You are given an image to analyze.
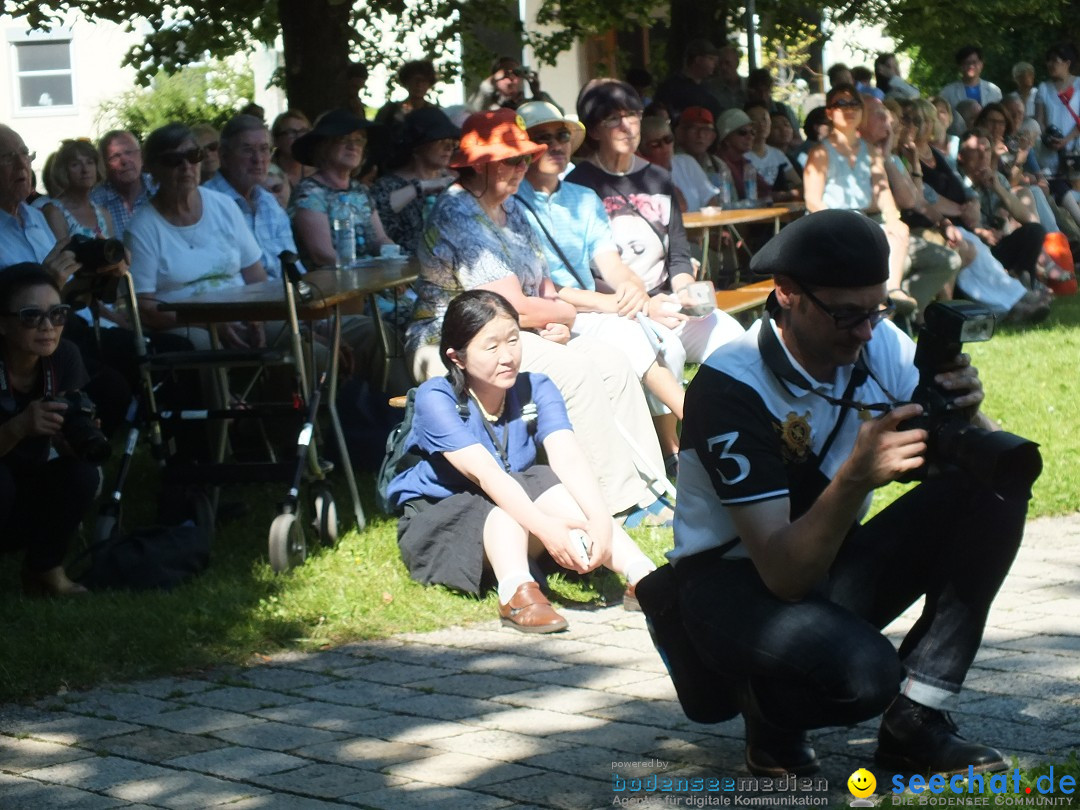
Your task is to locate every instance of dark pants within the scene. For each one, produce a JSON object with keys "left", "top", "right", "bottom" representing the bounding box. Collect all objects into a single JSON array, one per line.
[
  {"left": 0, "top": 457, "right": 99, "bottom": 573},
  {"left": 676, "top": 473, "right": 1028, "bottom": 730},
  {"left": 991, "top": 222, "right": 1046, "bottom": 278}
]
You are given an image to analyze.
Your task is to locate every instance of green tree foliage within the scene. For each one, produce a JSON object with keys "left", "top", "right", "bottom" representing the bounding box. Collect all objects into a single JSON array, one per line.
[
  {"left": 844, "top": 0, "right": 1079, "bottom": 95},
  {"left": 95, "top": 62, "right": 255, "bottom": 141}
]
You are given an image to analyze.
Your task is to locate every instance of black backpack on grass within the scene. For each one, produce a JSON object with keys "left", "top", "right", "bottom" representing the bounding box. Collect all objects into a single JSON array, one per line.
[{"left": 376, "top": 375, "right": 538, "bottom": 515}]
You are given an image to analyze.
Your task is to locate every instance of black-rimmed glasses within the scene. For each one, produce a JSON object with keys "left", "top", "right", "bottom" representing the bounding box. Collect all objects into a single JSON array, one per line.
[
  {"left": 3, "top": 305, "right": 71, "bottom": 329},
  {"left": 800, "top": 285, "right": 894, "bottom": 330}
]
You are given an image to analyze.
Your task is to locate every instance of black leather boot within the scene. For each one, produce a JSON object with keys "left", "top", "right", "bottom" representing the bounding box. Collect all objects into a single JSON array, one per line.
[
  {"left": 876, "top": 695, "right": 1006, "bottom": 774},
  {"left": 740, "top": 684, "right": 819, "bottom": 777}
]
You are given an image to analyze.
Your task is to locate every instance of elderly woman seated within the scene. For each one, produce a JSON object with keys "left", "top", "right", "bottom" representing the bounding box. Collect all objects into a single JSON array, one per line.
[
  {"left": 125, "top": 123, "right": 268, "bottom": 351},
  {"left": 372, "top": 108, "right": 459, "bottom": 255}
]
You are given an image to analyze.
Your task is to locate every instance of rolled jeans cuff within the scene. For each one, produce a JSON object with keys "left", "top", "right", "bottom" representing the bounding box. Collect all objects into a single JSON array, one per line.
[{"left": 901, "top": 675, "right": 958, "bottom": 710}]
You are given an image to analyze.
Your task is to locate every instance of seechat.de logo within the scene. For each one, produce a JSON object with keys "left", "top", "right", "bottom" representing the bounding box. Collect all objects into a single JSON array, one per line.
[{"left": 849, "top": 768, "right": 877, "bottom": 807}]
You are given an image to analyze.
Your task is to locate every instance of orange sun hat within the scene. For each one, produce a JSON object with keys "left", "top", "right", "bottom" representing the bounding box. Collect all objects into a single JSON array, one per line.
[{"left": 450, "top": 108, "right": 548, "bottom": 168}]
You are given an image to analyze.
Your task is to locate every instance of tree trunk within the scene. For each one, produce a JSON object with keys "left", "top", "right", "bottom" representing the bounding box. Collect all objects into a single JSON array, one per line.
[{"left": 278, "top": 0, "right": 355, "bottom": 120}]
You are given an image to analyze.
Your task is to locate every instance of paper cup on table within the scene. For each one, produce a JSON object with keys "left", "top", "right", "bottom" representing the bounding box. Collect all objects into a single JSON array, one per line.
[{"left": 380, "top": 244, "right": 404, "bottom": 258}]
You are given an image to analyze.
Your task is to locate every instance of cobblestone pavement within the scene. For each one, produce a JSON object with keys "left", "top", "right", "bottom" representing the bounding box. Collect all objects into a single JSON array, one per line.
[{"left": 2, "top": 515, "right": 1079, "bottom": 810}]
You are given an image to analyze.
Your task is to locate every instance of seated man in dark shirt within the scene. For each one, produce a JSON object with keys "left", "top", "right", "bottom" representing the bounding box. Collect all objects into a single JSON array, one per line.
[{"left": 639, "top": 210, "right": 1035, "bottom": 777}]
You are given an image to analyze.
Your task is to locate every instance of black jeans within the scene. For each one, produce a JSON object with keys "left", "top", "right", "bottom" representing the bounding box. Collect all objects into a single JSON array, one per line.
[
  {"left": 0, "top": 456, "right": 99, "bottom": 573},
  {"left": 991, "top": 222, "right": 1046, "bottom": 278},
  {"left": 676, "top": 473, "right": 1028, "bottom": 730}
]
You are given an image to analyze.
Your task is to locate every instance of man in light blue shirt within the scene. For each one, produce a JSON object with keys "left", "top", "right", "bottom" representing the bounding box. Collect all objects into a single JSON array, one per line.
[{"left": 204, "top": 115, "right": 301, "bottom": 281}]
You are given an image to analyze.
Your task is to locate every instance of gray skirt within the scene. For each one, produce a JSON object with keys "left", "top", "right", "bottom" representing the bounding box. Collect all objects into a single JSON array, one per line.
[{"left": 397, "top": 465, "right": 561, "bottom": 595}]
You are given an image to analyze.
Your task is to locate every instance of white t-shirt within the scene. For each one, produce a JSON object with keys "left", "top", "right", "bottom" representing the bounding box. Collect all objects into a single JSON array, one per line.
[
  {"left": 1035, "top": 78, "right": 1080, "bottom": 172},
  {"left": 746, "top": 145, "right": 794, "bottom": 187},
  {"left": 126, "top": 187, "right": 262, "bottom": 299},
  {"left": 670, "top": 154, "right": 719, "bottom": 213}
]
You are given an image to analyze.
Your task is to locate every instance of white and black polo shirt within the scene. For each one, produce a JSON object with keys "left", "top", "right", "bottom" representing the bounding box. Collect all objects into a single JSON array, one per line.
[{"left": 669, "top": 313, "right": 918, "bottom": 564}]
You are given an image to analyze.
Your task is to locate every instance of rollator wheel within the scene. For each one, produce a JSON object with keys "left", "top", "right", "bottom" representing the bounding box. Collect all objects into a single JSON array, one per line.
[
  {"left": 268, "top": 512, "right": 306, "bottom": 572},
  {"left": 94, "top": 505, "right": 121, "bottom": 544},
  {"left": 187, "top": 488, "right": 216, "bottom": 547},
  {"left": 312, "top": 486, "right": 339, "bottom": 547}
]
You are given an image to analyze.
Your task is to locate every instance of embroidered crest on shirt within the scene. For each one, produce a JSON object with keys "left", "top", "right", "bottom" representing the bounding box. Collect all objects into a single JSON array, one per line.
[{"left": 775, "top": 411, "right": 812, "bottom": 463}]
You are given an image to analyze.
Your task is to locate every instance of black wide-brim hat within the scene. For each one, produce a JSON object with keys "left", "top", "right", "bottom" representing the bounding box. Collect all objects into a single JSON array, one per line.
[
  {"left": 293, "top": 108, "right": 378, "bottom": 167},
  {"left": 402, "top": 107, "right": 461, "bottom": 151}
]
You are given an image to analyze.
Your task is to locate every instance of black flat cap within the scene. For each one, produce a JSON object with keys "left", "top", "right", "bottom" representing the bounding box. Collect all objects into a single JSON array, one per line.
[{"left": 750, "top": 209, "right": 889, "bottom": 287}]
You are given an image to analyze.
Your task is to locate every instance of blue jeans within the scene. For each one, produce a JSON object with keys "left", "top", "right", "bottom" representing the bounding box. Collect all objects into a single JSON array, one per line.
[{"left": 675, "top": 473, "right": 1028, "bottom": 730}]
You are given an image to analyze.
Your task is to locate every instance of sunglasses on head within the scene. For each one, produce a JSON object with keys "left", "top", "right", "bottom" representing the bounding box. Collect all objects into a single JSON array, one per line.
[
  {"left": 829, "top": 99, "right": 862, "bottom": 110},
  {"left": 646, "top": 134, "right": 675, "bottom": 149},
  {"left": 501, "top": 154, "right": 533, "bottom": 168},
  {"left": 530, "top": 129, "right": 572, "bottom": 146},
  {"left": 157, "top": 147, "right": 206, "bottom": 168},
  {"left": 4, "top": 305, "right": 71, "bottom": 329}
]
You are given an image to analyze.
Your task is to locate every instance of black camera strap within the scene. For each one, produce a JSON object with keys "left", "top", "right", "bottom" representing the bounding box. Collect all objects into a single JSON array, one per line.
[
  {"left": 513, "top": 193, "right": 593, "bottom": 291},
  {"left": 0, "top": 357, "right": 55, "bottom": 414},
  {"left": 757, "top": 312, "right": 896, "bottom": 459}
]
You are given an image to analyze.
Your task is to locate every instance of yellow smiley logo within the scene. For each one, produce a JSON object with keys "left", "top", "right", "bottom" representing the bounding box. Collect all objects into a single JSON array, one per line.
[{"left": 848, "top": 768, "right": 877, "bottom": 798}]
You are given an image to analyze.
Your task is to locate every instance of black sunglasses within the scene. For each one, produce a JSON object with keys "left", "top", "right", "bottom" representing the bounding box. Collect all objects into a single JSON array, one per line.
[
  {"left": 646, "top": 134, "right": 675, "bottom": 149},
  {"left": 4, "top": 304, "right": 71, "bottom": 329},
  {"left": 800, "top": 285, "right": 894, "bottom": 330},
  {"left": 501, "top": 154, "right": 533, "bottom": 168},
  {"left": 530, "top": 129, "right": 573, "bottom": 146},
  {"left": 829, "top": 99, "right": 863, "bottom": 110},
  {"left": 157, "top": 147, "right": 206, "bottom": 168}
]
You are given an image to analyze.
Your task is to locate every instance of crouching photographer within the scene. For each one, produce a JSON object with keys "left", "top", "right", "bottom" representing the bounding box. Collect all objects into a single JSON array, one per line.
[
  {"left": 0, "top": 264, "right": 106, "bottom": 596},
  {"left": 637, "top": 210, "right": 1039, "bottom": 778}
]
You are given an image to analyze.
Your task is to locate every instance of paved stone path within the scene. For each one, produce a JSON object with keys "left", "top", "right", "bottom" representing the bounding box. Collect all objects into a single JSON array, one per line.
[{"left": 2, "top": 515, "right": 1079, "bottom": 809}]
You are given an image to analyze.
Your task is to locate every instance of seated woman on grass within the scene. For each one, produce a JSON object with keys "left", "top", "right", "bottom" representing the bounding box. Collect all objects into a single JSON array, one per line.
[{"left": 386, "top": 290, "right": 656, "bottom": 633}]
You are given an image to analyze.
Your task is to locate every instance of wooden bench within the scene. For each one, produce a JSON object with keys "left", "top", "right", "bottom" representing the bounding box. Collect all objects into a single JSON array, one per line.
[{"left": 715, "top": 279, "right": 774, "bottom": 324}]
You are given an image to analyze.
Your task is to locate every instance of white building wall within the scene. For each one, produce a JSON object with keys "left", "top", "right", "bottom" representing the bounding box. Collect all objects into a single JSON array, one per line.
[
  {"left": 520, "top": 0, "right": 586, "bottom": 116},
  {"left": 1, "top": 14, "right": 142, "bottom": 181}
]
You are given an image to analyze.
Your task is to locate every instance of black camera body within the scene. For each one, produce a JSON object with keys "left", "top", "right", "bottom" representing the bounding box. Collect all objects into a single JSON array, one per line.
[
  {"left": 48, "top": 390, "right": 111, "bottom": 464},
  {"left": 64, "top": 235, "right": 124, "bottom": 307},
  {"left": 1043, "top": 124, "right": 1065, "bottom": 148},
  {"left": 897, "top": 301, "right": 1041, "bottom": 498}
]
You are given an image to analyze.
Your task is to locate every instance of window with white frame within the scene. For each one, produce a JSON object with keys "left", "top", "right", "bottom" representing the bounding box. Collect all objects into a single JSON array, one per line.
[{"left": 13, "top": 38, "right": 74, "bottom": 110}]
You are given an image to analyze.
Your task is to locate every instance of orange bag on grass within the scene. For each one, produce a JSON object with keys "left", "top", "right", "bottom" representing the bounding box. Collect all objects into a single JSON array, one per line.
[{"left": 1043, "top": 232, "right": 1077, "bottom": 295}]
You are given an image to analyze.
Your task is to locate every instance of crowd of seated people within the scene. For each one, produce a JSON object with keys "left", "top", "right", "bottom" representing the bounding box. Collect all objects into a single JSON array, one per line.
[{"left": 2, "top": 37, "right": 1070, "bottom": 606}]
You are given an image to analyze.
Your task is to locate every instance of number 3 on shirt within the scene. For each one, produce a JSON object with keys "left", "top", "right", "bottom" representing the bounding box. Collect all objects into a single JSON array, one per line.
[{"left": 707, "top": 432, "right": 751, "bottom": 485}]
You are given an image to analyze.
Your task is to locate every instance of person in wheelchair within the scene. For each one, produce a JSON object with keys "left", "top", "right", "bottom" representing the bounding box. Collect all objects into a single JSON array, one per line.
[{"left": 0, "top": 264, "right": 102, "bottom": 596}]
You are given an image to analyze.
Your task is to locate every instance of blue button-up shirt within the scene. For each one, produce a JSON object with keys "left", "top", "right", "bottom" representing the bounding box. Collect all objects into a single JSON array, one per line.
[
  {"left": 515, "top": 179, "right": 617, "bottom": 291},
  {"left": 0, "top": 202, "right": 56, "bottom": 269},
  {"left": 204, "top": 172, "right": 302, "bottom": 280},
  {"left": 90, "top": 173, "right": 157, "bottom": 237}
]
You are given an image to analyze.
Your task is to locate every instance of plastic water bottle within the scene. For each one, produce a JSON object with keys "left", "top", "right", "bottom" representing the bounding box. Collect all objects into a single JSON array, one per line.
[
  {"left": 330, "top": 196, "right": 356, "bottom": 269},
  {"left": 744, "top": 163, "right": 757, "bottom": 204},
  {"left": 717, "top": 162, "right": 734, "bottom": 208}
]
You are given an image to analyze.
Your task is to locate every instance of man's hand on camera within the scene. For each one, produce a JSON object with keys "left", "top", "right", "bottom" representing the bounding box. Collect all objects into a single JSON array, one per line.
[
  {"left": 841, "top": 403, "right": 927, "bottom": 489},
  {"left": 934, "top": 352, "right": 984, "bottom": 413},
  {"left": 42, "top": 237, "right": 80, "bottom": 287}
]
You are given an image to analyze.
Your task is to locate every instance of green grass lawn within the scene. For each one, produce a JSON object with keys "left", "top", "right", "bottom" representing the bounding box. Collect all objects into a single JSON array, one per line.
[{"left": 1, "top": 296, "right": 1078, "bottom": 703}]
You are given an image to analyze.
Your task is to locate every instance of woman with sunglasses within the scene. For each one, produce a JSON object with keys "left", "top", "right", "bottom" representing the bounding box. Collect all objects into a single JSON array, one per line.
[
  {"left": 804, "top": 85, "right": 909, "bottom": 305},
  {"left": 389, "top": 290, "right": 655, "bottom": 631},
  {"left": 410, "top": 108, "right": 674, "bottom": 525},
  {"left": 372, "top": 107, "right": 459, "bottom": 255},
  {"left": 0, "top": 264, "right": 99, "bottom": 596},
  {"left": 566, "top": 80, "right": 744, "bottom": 377},
  {"left": 125, "top": 122, "right": 268, "bottom": 351}
]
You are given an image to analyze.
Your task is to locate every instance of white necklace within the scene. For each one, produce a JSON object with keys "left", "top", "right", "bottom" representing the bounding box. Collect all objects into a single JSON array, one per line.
[{"left": 470, "top": 389, "right": 506, "bottom": 422}]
